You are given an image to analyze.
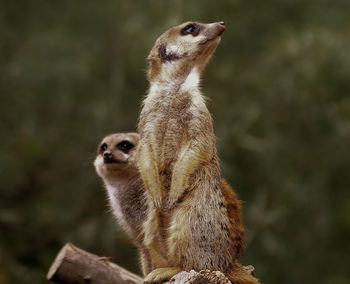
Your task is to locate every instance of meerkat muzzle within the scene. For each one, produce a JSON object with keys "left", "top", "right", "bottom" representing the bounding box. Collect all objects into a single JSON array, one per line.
[
  {"left": 216, "top": 21, "right": 226, "bottom": 36},
  {"left": 200, "top": 22, "right": 226, "bottom": 45}
]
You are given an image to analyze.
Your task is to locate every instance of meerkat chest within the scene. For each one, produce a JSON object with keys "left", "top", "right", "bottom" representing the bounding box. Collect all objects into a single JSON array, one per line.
[
  {"left": 140, "top": 70, "right": 211, "bottom": 167},
  {"left": 142, "top": 92, "right": 201, "bottom": 147},
  {"left": 141, "top": 91, "right": 209, "bottom": 173},
  {"left": 142, "top": 88, "right": 205, "bottom": 130}
]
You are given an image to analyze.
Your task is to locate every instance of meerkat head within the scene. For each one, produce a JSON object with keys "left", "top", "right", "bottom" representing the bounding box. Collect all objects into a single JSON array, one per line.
[
  {"left": 147, "top": 21, "right": 226, "bottom": 82},
  {"left": 94, "top": 133, "right": 139, "bottom": 182}
]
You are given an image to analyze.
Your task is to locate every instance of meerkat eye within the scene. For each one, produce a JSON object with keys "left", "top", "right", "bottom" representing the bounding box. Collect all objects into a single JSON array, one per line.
[
  {"left": 181, "top": 24, "right": 199, "bottom": 36},
  {"left": 100, "top": 143, "right": 107, "bottom": 152},
  {"left": 117, "top": 141, "right": 134, "bottom": 153}
]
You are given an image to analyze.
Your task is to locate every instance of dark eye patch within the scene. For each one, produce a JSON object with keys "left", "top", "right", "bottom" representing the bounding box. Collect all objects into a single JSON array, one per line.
[
  {"left": 181, "top": 23, "right": 200, "bottom": 36},
  {"left": 117, "top": 140, "right": 134, "bottom": 153},
  {"left": 100, "top": 143, "right": 107, "bottom": 153}
]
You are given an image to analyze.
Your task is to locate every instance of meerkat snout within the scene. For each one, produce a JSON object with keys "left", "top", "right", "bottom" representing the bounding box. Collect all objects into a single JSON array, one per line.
[
  {"left": 103, "top": 152, "right": 112, "bottom": 157},
  {"left": 103, "top": 151, "right": 113, "bottom": 163}
]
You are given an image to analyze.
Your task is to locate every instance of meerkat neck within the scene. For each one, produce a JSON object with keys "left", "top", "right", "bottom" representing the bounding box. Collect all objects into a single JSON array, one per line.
[
  {"left": 149, "top": 66, "right": 201, "bottom": 96},
  {"left": 104, "top": 179, "right": 131, "bottom": 232},
  {"left": 104, "top": 172, "right": 135, "bottom": 190},
  {"left": 181, "top": 67, "right": 200, "bottom": 92}
]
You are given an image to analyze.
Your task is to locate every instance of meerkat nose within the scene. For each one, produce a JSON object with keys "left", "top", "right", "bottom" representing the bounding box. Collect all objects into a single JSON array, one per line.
[
  {"left": 104, "top": 152, "right": 112, "bottom": 158},
  {"left": 219, "top": 21, "right": 226, "bottom": 26}
]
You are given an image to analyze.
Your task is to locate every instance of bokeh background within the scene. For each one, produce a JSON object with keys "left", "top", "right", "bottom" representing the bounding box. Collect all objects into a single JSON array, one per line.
[{"left": 1, "top": 0, "right": 350, "bottom": 283}]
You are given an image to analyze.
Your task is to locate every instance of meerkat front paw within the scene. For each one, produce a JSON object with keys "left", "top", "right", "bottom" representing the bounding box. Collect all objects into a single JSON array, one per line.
[
  {"left": 166, "top": 194, "right": 178, "bottom": 209},
  {"left": 143, "top": 267, "right": 182, "bottom": 283},
  {"left": 167, "top": 182, "right": 187, "bottom": 209},
  {"left": 150, "top": 192, "right": 163, "bottom": 208},
  {"left": 145, "top": 183, "right": 164, "bottom": 208}
]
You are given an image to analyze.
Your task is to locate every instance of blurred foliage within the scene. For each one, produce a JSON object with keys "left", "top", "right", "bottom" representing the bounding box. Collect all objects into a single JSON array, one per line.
[{"left": 1, "top": 0, "right": 350, "bottom": 283}]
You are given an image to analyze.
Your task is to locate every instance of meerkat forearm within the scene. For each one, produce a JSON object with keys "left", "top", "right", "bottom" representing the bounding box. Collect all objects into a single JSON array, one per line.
[
  {"left": 138, "top": 247, "right": 152, "bottom": 276},
  {"left": 169, "top": 139, "right": 214, "bottom": 206},
  {"left": 138, "top": 142, "right": 164, "bottom": 207}
]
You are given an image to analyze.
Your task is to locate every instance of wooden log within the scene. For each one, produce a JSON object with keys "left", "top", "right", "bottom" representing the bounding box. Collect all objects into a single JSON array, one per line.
[
  {"left": 47, "top": 243, "right": 256, "bottom": 284},
  {"left": 47, "top": 242, "right": 143, "bottom": 284}
]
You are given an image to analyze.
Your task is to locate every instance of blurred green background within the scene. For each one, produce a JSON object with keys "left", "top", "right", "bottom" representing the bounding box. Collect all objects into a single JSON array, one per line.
[{"left": 1, "top": 0, "right": 350, "bottom": 283}]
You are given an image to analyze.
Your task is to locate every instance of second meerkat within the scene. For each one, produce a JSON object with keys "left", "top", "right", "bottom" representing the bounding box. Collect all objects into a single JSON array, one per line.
[
  {"left": 94, "top": 133, "right": 151, "bottom": 275},
  {"left": 137, "top": 21, "right": 260, "bottom": 283}
]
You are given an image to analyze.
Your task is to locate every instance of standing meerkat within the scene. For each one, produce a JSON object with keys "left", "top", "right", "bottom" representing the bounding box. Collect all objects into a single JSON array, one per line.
[
  {"left": 94, "top": 132, "right": 151, "bottom": 275},
  {"left": 137, "top": 21, "right": 260, "bottom": 283}
]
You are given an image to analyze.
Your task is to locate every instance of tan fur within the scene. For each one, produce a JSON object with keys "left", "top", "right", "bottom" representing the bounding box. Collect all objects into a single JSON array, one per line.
[
  {"left": 137, "top": 21, "right": 260, "bottom": 283},
  {"left": 94, "top": 133, "right": 151, "bottom": 275}
]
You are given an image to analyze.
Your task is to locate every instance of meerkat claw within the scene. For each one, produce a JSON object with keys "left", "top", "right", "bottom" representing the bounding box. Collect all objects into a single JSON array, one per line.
[
  {"left": 144, "top": 267, "right": 182, "bottom": 283},
  {"left": 165, "top": 195, "right": 177, "bottom": 209},
  {"left": 151, "top": 195, "right": 163, "bottom": 208}
]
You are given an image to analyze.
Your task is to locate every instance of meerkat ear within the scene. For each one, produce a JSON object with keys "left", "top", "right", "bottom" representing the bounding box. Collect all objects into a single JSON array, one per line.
[
  {"left": 146, "top": 56, "right": 161, "bottom": 81},
  {"left": 158, "top": 44, "right": 180, "bottom": 62}
]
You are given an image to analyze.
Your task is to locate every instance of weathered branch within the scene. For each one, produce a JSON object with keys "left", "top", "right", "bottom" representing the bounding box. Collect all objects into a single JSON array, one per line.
[
  {"left": 47, "top": 243, "right": 255, "bottom": 284},
  {"left": 47, "top": 243, "right": 143, "bottom": 284}
]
